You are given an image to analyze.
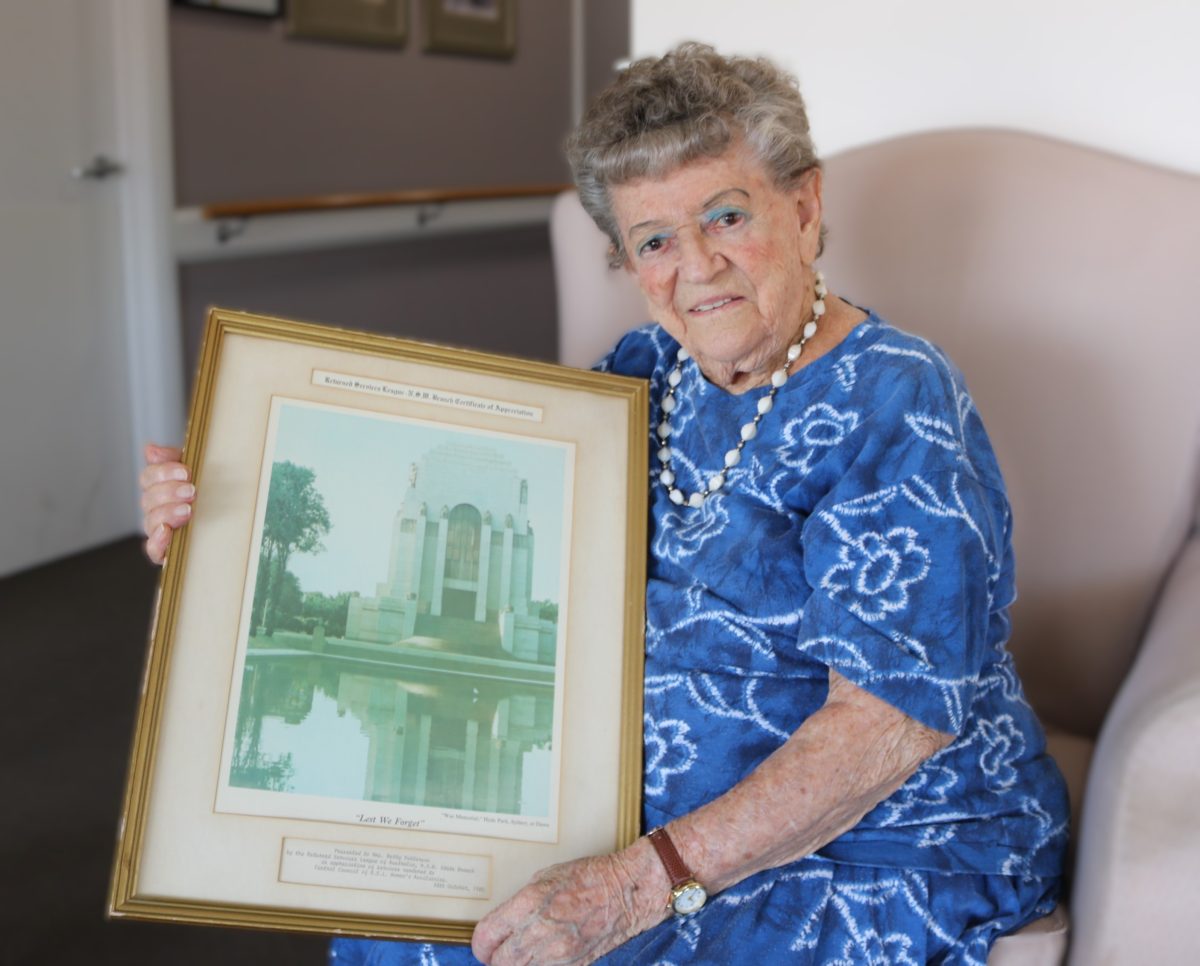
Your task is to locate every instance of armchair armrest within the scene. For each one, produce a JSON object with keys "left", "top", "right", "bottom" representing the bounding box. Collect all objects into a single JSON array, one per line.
[{"left": 1067, "top": 531, "right": 1200, "bottom": 965}]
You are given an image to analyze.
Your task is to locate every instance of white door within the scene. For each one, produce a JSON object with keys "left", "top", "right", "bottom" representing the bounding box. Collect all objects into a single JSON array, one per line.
[{"left": 0, "top": 0, "right": 177, "bottom": 577}]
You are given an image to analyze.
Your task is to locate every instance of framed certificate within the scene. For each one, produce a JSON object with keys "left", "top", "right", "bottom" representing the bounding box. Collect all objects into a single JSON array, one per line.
[
  {"left": 423, "top": 0, "right": 515, "bottom": 59},
  {"left": 109, "top": 309, "right": 647, "bottom": 942},
  {"left": 287, "top": 0, "right": 408, "bottom": 47}
]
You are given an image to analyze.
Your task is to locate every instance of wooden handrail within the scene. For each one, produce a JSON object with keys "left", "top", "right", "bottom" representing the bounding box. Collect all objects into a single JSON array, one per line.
[{"left": 201, "top": 182, "right": 573, "bottom": 220}]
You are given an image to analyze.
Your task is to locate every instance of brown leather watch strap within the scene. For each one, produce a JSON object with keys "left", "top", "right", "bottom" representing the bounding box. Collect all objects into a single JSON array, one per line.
[{"left": 647, "top": 826, "right": 693, "bottom": 888}]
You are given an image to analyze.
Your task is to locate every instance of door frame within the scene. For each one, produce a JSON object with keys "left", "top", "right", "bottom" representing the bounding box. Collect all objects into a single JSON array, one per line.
[{"left": 110, "top": 0, "right": 186, "bottom": 515}]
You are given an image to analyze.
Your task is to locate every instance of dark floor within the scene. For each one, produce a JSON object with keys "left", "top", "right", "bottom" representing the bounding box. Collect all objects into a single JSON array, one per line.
[{"left": 0, "top": 537, "right": 328, "bottom": 966}]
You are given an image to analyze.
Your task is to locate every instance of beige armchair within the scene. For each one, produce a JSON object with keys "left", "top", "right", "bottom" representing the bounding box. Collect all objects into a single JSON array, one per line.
[{"left": 549, "top": 130, "right": 1200, "bottom": 965}]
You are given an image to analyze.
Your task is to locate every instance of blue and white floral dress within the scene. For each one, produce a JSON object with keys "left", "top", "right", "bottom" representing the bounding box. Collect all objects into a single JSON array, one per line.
[{"left": 331, "top": 314, "right": 1069, "bottom": 966}]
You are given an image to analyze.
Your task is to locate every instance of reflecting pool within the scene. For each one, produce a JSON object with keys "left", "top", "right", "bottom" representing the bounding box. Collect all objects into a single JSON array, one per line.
[{"left": 229, "top": 640, "right": 555, "bottom": 818}]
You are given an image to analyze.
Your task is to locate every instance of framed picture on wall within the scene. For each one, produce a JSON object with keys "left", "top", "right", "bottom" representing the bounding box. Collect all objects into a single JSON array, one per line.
[
  {"left": 175, "top": 0, "right": 282, "bottom": 16},
  {"left": 109, "top": 309, "right": 647, "bottom": 941},
  {"left": 287, "top": 0, "right": 408, "bottom": 47},
  {"left": 423, "top": 0, "right": 516, "bottom": 58}
]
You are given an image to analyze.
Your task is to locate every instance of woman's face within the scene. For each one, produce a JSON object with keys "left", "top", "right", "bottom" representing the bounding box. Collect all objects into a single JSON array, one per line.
[{"left": 610, "top": 145, "right": 823, "bottom": 391}]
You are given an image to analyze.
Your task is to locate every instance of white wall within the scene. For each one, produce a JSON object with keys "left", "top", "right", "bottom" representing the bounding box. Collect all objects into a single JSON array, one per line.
[{"left": 631, "top": 0, "right": 1200, "bottom": 174}]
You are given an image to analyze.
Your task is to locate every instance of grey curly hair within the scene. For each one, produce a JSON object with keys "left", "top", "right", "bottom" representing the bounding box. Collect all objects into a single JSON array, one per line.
[{"left": 565, "top": 42, "right": 825, "bottom": 268}]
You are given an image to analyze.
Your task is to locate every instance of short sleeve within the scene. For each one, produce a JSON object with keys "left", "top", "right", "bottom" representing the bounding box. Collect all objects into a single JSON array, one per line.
[
  {"left": 591, "top": 324, "right": 667, "bottom": 377},
  {"left": 796, "top": 469, "right": 1009, "bottom": 736},
  {"left": 592, "top": 346, "right": 616, "bottom": 373}
]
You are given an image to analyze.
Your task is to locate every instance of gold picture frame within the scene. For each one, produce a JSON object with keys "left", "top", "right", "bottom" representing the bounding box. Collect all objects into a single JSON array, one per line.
[
  {"left": 423, "top": 0, "right": 515, "bottom": 59},
  {"left": 109, "top": 309, "right": 647, "bottom": 942},
  {"left": 287, "top": 0, "right": 408, "bottom": 47}
]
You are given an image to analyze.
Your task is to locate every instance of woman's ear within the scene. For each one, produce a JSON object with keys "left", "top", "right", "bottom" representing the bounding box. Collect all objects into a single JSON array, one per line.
[
  {"left": 795, "top": 168, "right": 822, "bottom": 226},
  {"left": 794, "top": 168, "right": 824, "bottom": 261},
  {"left": 607, "top": 241, "right": 633, "bottom": 274}
]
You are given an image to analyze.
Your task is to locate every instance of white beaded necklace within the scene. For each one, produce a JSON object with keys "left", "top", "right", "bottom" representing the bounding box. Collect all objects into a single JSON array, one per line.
[{"left": 656, "top": 270, "right": 828, "bottom": 508}]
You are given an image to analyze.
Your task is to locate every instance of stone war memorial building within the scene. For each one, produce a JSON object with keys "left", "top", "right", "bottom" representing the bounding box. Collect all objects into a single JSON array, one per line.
[
  {"left": 345, "top": 442, "right": 558, "bottom": 665},
  {"left": 227, "top": 437, "right": 562, "bottom": 820}
]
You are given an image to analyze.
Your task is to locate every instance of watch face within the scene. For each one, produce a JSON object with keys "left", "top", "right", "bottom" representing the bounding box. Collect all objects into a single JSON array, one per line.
[{"left": 672, "top": 882, "right": 707, "bottom": 915}]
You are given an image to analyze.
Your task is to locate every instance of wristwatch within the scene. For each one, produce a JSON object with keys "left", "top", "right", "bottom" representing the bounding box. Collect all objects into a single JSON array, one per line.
[{"left": 647, "top": 826, "right": 708, "bottom": 916}]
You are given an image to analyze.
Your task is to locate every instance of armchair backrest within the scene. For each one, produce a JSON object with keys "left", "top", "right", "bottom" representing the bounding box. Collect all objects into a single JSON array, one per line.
[
  {"left": 551, "top": 130, "right": 1200, "bottom": 737},
  {"left": 550, "top": 191, "right": 647, "bottom": 371}
]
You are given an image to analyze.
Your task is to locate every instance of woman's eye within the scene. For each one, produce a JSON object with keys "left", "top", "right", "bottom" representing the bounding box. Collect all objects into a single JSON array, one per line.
[
  {"left": 638, "top": 236, "right": 666, "bottom": 257},
  {"left": 709, "top": 208, "right": 745, "bottom": 229}
]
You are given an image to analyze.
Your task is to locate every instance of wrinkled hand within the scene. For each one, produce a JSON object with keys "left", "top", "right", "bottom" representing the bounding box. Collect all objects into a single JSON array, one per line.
[
  {"left": 471, "top": 847, "right": 668, "bottom": 966},
  {"left": 139, "top": 443, "right": 194, "bottom": 565}
]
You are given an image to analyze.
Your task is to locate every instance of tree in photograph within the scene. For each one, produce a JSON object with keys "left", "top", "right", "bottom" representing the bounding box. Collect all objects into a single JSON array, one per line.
[
  {"left": 301, "top": 590, "right": 356, "bottom": 638},
  {"left": 254, "top": 461, "right": 331, "bottom": 636},
  {"left": 230, "top": 665, "right": 298, "bottom": 792},
  {"left": 275, "top": 570, "right": 305, "bottom": 632}
]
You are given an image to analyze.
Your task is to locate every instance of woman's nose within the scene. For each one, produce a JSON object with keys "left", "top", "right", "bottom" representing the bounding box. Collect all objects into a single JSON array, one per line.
[{"left": 677, "top": 230, "right": 724, "bottom": 282}]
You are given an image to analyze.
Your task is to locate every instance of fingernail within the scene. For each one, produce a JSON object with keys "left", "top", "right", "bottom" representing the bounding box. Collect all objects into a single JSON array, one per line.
[
  {"left": 177, "top": 483, "right": 195, "bottom": 499},
  {"left": 173, "top": 504, "right": 191, "bottom": 518},
  {"left": 170, "top": 467, "right": 188, "bottom": 481}
]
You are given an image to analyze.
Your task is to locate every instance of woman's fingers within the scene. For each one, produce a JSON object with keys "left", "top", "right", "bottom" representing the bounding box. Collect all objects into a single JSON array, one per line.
[
  {"left": 140, "top": 442, "right": 192, "bottom": 565},
  {"left": 144, "top": 523, "right": 174, "bottom": 566},
  {"left": 140, "top": 479, "right": 196, "bottom": 516},
  {"left": 471, "top": 853, "right": 655, "bottom": 966},
  {"left": 139, "top": 457, "right": 189, "bottom": 493},
  {"left": 144, "top": 442, "right": 183, "bottom": 466},
  {"left": 142, "top": 496, "right": 192, "bottom": 537},
  {"left": 142, "top": 500, "right": 191, "bottom": 565},
  {"left": 471, "top": 889, "right": 528, "bottom": 963}
]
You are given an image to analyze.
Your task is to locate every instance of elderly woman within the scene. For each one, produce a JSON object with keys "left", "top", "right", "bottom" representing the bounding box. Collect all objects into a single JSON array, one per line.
[{"left": 141, "top": 43, "right": 1068, "bottom": 966}]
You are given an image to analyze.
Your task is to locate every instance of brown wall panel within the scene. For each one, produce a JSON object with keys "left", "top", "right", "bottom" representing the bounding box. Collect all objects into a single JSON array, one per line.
[
  {"left": 584, "top": 0, "right": 630, "bottom": 105},
  {"left": 170, "top": 1, "right": 573, "bottom": 206},
  {"left": 169, "top": 2, "right": 628, "bottom": 373},
  {"left": 178, "top": 225, "right": 559, "bottom": 382}
]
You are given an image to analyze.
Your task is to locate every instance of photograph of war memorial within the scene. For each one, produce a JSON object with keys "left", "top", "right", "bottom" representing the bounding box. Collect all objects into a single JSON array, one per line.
[{"left": 216, "top": 399, "right": 572, "bottom": 833}]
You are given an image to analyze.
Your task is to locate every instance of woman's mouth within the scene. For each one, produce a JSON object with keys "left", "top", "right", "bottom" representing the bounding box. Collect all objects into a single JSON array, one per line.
[{"left": 690, "top": 296, "right": 742, "bottom": 314}]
